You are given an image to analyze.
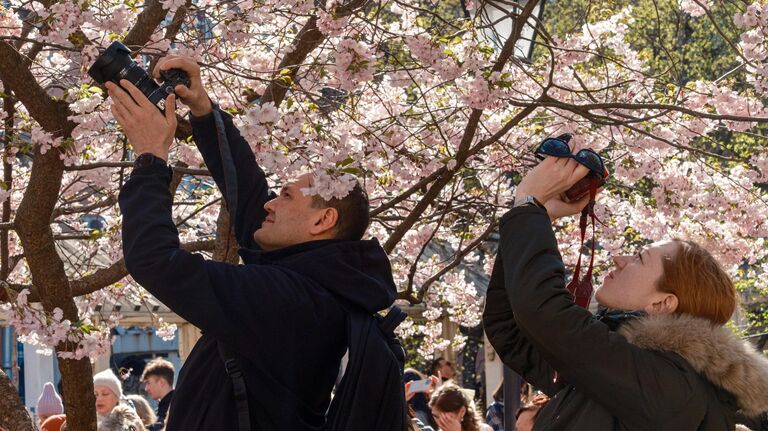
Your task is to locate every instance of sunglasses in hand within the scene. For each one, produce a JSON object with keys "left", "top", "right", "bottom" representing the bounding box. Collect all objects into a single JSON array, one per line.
[{"left": 534, "top": 133, "right": 609, "bottom": 202}]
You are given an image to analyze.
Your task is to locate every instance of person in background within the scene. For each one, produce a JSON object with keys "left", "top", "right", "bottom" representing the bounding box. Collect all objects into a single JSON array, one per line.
[
  {"left": 404, "top": 368, "right": 438, "bottom": 428},
  {"left": 126, "top": 394, "right": 157, "bottom": 429},
  {"left": 93, "top": 368, "right": 145, "bottom": 431},
  {"left": 40, "top": 414, "right": 66, "bottom": 431},
  {"left": 515, "top": 394, "right": 549, "bottom": 431},
  {"left": 430, "top": 357, "right": 456, "bottom": 382},
  {"left": 429, "top": 383, "right": 491, "bottom": 431},
  {"left": 484, "top": 381, "right": 503, "bottom": 431},
  {"left": 36, "top": 381, "right": 64, "bottom": 425},
  {"left": 140, "top": 357, "right": 175, "bottom": 430}
]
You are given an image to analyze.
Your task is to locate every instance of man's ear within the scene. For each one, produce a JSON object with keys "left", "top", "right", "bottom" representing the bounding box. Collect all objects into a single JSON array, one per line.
[
  {"left": 309, "top": 207, "right": 339, "bottom": 236},
  {"left": 644, "top": 293, "right": 679, "bottom": 316}
]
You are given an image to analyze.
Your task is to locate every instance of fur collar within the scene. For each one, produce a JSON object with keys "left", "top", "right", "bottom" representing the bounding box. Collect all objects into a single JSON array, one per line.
[
  {"left": 618, "top": 313, "right": 768, "bottom": 417},
  {"left": 97, "top": 404, "right": 145, "bottom": 431}
]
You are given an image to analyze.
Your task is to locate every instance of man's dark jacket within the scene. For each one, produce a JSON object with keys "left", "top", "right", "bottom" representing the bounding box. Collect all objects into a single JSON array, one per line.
[
  {"left": 119, "top": 108, "right": 399, "bottom": 430},
  {"left": 482, "top": 206, "right": 768, "bottom": 431},
  {"left": 147, "top": 389, "right": 172, "bottom": 431}
]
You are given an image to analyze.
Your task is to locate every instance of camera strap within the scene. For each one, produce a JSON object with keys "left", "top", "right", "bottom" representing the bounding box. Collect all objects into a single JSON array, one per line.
[
  {"left": 213, "top": 108, "right": 239, "bottom": 227},
  {"left": 565, "top": 178, "right": 599, "bottom": 309},
  {"left": 212, "top": 107, "right": 251, "bottom": 431}
]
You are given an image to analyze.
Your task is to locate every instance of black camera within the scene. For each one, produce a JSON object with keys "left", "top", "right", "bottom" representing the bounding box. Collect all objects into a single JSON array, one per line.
[{"left": 87, "top": 41, "right": 190, "bottom": 106}]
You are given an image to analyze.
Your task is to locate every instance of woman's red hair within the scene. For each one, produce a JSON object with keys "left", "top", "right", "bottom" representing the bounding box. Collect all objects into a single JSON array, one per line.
[{"left": 656, "top": 239, "right": 738, "bottom": 325}]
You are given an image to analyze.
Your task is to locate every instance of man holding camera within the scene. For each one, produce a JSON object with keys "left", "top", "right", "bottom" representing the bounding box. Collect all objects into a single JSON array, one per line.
[{"left": 109, "top": 56, "right": 405, "bottom": 430}]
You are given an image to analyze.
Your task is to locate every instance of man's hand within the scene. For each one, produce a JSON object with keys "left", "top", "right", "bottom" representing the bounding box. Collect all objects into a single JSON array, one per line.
[
  {"left": 153, "top": 55, "right": 212, "bottom": 117},
  {"left": 107, "top": 80, "right": 177, "bottom": 162}
]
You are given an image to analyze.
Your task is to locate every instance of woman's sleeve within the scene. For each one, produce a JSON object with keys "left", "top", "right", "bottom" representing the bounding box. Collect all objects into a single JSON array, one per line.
[{"left": 483, "top": 248, "right": 565, "bottom": 396}]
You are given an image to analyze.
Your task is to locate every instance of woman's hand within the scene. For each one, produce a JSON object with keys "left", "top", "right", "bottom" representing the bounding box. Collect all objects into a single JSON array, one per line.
[
  {"left": 544, "top": 193, "right": 591, "bottom": 221},
  {"left": 515, "top": 155, "right": 590, "bottom": 206},
  {"left": 434, "top": 412, "right": 462, "bottom": 431}
]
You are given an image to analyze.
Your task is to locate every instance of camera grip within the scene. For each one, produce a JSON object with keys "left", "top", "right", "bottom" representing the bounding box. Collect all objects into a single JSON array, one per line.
[{"left": 563, "top": 174, "right": 605, "bottom": 202}]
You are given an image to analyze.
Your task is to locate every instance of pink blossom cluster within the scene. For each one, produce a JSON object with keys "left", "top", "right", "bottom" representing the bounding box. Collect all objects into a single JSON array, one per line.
[
  {"left": 678, "top": 0, "right": 711, "bottom": 17},
  {"left": 735, "top": 3, "right": 768, "bottom": 95},
  {"left": 317, "top": 9, "right": 349, "bottom": 37},
  {"left": 405, "top": 35, "right": 464, "bottom": 81},
  {"left": 155, "top": 318, "right": 178, "bottom": 341},
  {"left": 0, "top": 5, "right": 22, "bottom": 37},
  {"left": 3, "top": 290, "right": 115, "bottom": 361},
  {"left": 334, "top": 38, "right": 377, "bottom": 91},
  {"left": 37, "top": 0, "right": 90, "bottom": 46}
]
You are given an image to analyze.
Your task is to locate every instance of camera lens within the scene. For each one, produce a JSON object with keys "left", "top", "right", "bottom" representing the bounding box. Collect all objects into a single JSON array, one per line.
[
  {"left": 117, "top": 64, "right": 165, "bottom": 104},
  {"left": 89, "top": 41, "right": 190, "bottom": 108},
  {"left": 88, "top": 42, "right": 133, "bottom": 86},
  {"left": 88, "top": 41, "right": 165, "bottom": 105}
]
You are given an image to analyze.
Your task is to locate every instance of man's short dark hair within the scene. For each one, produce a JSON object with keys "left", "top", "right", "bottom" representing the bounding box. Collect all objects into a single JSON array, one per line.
[
  {"left": 141, "top": 357, "right": 175, "bottom": 386},
  {"left": 311, "top": 180, "right": 370, "bottom": 241}
]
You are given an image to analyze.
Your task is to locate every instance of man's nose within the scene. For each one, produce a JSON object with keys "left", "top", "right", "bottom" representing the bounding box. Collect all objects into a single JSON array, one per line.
[{"left": 263, "top": 198, "right": 276, "bottom": 212}]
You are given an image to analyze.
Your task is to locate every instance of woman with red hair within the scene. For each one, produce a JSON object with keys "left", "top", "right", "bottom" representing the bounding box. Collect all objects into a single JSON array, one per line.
[{"left": 483, "top": 153, "right": 768, "bottom": 430}]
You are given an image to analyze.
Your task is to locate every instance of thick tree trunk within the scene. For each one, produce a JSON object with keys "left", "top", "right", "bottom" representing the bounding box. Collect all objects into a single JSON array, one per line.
[
  {"left": 0, "top": 369, "right": 35, "bottom": 431},
  {"left": 15, "top": 147, "right": 98, "bottom": 431},
  {"left": 213, "top": 205, "right": 240, "bottom": 264},
  {"left": 57, "top": 357, "right": 96, "bottom": 430}
]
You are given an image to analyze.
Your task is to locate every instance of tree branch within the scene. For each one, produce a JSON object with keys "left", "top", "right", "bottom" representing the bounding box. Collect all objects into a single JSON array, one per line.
[
  {"left": 517, "top": 95, "right": 768, "bottom": 123},
  {"left": 123, "top": 0, "right": 170, "bottom": 49},
  {"left": 258, "top": 0, "right": 372, "bottom": 107},
  {"left": 65, "top": 161, "right": 210, "bottom": 176},
  {"left": 6, "top": 240, "right": 217, "bottom": 299}
]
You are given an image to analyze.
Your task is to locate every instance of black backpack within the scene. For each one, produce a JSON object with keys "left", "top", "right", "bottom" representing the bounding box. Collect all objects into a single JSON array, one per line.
[
  {"left": 218, "top": 305, "right": 409, "bottom": 431},
  {"left": 326, "top": 305, "right": 409, "bottom": 431}
]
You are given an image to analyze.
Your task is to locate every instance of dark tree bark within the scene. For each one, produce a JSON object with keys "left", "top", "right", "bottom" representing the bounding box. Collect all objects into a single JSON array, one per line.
[
  {"left": 0, "top": 39, "right": 98, "bottom": 431},
  {"left": 0, "top": 370, "right": 35, "bottom": 431}
]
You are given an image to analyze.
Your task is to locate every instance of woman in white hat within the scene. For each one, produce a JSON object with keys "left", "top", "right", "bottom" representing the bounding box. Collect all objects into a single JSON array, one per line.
[{"left": 92, "top": 369, "right": 145, "bottom": 431}]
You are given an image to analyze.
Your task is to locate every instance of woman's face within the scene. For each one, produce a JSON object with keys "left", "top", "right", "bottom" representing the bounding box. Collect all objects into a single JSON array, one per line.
[
  {"left": 595, "top": 240, "right": 680, "bottom": 314},
  {"left": 430, "top": 406, "right": 466, "bottom": 430},
  {"left": 94, "top": 385, "right": 119, "bottom": 416}
]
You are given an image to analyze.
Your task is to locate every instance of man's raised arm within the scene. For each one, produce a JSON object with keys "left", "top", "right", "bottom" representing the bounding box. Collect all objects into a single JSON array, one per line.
[{"left": 154, "top": 55, "right": 272, "bottom": 250}]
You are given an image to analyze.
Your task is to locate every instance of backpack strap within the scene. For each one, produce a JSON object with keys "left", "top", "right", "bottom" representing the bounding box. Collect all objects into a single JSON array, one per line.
[
  {"left": 377, "top": 306, "right": 407, "bottom": 373},
  {"left": 379, "top": 306, "right": 407, "bottom": 334},
  {"left": 217, "top": 341, "right": 251, "bottom": 431}
]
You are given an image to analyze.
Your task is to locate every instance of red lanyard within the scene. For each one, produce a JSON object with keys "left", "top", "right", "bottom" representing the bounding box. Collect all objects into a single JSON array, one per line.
[
  {"left": 553, "top": 179, "right": 600, "bottom": 385},
  {"left": 565, "top": 178, "right": 600, "bottom": 309}
]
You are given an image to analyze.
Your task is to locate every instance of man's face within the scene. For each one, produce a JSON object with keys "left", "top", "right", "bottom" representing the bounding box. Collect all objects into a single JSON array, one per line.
[
  {"left": 143, "top": 376, "right": 165, "bottom": 400},
  {"left": 253, "top": 174, "right": 331, "bottom": 250}
]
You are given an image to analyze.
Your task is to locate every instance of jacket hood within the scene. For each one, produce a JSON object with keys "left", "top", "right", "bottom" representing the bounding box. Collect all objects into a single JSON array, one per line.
[
  {"left": 97, "top": 404, "right": 145, "bottom": 431},
  {"left": 618, "top": 314, "right": 768, "bottom": 417},
  {"left": 240, "top": 238, "right": 396, "bottom": 313}
]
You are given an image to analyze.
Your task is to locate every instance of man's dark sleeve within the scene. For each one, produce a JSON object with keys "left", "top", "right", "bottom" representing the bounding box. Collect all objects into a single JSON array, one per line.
[
  {"left": 483, "top": 249, "right": 565, "bottom": 396},
  {"left": 119, "top": 164, "right": 319, "bottom": 350},
  {"left": 497, "top": 206, "right": 699, "bottom": 426},
  {"left": 189, "top": 107, "right": 272, "bottom": 249}
]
